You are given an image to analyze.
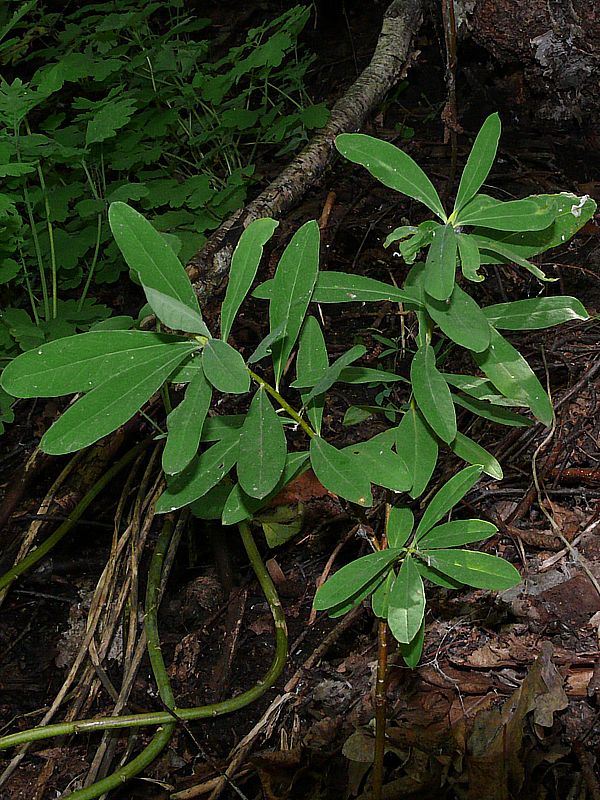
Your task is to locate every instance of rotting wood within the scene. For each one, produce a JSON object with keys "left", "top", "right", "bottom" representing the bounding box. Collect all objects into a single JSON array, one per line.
[{"left": 186, "top": 0, "right": 425, "bottom": 304}]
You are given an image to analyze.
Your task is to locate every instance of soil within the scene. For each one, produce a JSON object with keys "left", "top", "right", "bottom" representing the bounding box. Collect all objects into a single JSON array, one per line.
[{"left": 2, "top": 3, "right": 600, "bottom": 799}]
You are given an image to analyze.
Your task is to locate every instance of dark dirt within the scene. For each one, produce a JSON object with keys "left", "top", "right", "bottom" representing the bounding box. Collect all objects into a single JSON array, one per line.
[{"left": 2, "top": 2, "right": 600, "bottom": 799}]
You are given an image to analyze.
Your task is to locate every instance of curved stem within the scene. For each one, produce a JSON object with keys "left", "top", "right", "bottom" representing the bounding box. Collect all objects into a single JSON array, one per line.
[
  {"left": 248, "top": 368, "right": 315, "bottom": 438},
  {"left": 0, "top": 522, "right": 288, "bottom": 754}
]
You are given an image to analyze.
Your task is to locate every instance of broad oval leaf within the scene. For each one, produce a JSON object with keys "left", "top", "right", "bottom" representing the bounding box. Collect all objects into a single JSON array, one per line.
[
  {"left": 426, "top": 549, "right": 521, "bottom": 590},
  {"left": 418, "top": 519, "right": 497, "bottom": 549},
  {"left": 336, "top": 133, "right": 446, "bottom": 220},
  {"left": 411, "top": 345, "right": 456, "bottom": 443},
  {"left": 156, "top": 435, "right": 240, "bottom": 513},
  {"left": 1, "top": 331, "right": 186, "bottom": 398},
  {"left": 473, "top": 328, "right": 553, "bottom": 426},
  {"left": 453, "top": 112, "right": 501, "bottom": 214},
  {"left": 448, "top": 431, "right": 503, "bottom": 480},
  {"left": 399, "top": 618, "right": 425, "bottom": 668},
  {"left": 310, "top": 436, "right": 373, "bottom": 506},
  {"left": 395, "top": 406, "right": 438, "bottom": 499},
  {"left": 415, "top": 465, "right": 483, "bottom": 540},
  {"left": 202, "top": 338, "right": 250, "bottom": 394},
  {"left": 416, "top": 560, "right": 463, "bottom": 589},
  {"left": 41, "top": 343, "right": 196, "bottom": 455},
  {"left": 108, "top": 202, "right": 198, "bottom": 311},
  {"left": 190, "top": 480, "right": 233, "bottom": 520},
  {"left": 483, "top": 296, "right": 589, "bottom": 330},
  {"left": 313, "top": 549, "right": 399, "bottom": 611},
  {"left": 143, "top": 285, "right": 210, "bottom": 336},
  {"left": 423, "top": 224, "right": 457, "bottom": 301},
  {"left": 163, "top": 367, "right": 212, "bottom": 475},
  {"left": 343, "top": 432, "right": 411, "bottom": 493},
  {"left": 387, "top": 506, "right": 414, "bottom": 549},
  {"left": 221, "top": 218, "right": 279, "bottom": 341},
  {"left": 269, "top": 220, "right": 320, "bottom": 389},
  {"left": 425, "top": 284, "right": 491, "bottom": 352},
  {"left": 237, "top": 387, "right": 287, "bottom": 499},
  {"left": 387, "top": 556, "right": 425, "bottom": 644}
]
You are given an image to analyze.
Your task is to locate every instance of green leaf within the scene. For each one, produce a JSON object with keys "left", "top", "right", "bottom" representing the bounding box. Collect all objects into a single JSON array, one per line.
[
  {"left": 310, "top": 436, "right": 373, "bottom": 506},
  {"left": 1, "top": 331, "right": 187, "bottom": 398},
  {"left": 237, "top": 387, "right": 287, "bottom": 499},
  {"left": 443, "top": 373, "right": 523, "bottom": 406},
  {"left": 260, "top": 503, "right": 304, "bottom": 548},
  {"left": 399, "top": 618, "right": 425, "bottom": 668},
  {"left": 387, "top": 556, "right": 425, "bottom": 644},
  {"left": 423, "top": 224, "right": 457, "bottom": 301},
  {"left": 293, "top": 345, "right": 366, "bottom": 403},
  {"left": 328, "top": 573, "right": 388, "bottom": 618},
  {"left": 269, "top": 220, "right": 320, "bottom": 389},
  {"left": 221, "top": 218, "right": 279, "bottom": 341},
  {"left": 372, "top": 570, "right": 396, "bottom": 619},
  {"left": 411, "top": 345, "right": 456, "bottom": 443},
  {"left": 457, "top": 233, "right": 483, "bottom": 282},
  {"left": 163, "top": 367, "right": 212, "bottom": 475},
  {"left": 335, "top": 133, "right": 446, "bottom": 219},
  {"left": 418, "top": 519, "right": 497, "bottom": 549},
  {"left": 336, "top": 367, "right": 409, "bottom": 385},
  {"left": 415, "top": 465, "right": 483, "bottom": 540},
  {"left": 472, "top": 235, "right": 550, "bottom": 282},
  {"left": 387, "top": 506, "right": 414, "bottom": 548},
  {"left": 201, "top": 415, "right": 245, "bottom": 442},
  {"left": 313, "top": 549, "right": 399, "bottom": 610},
  {"left": 296, "top": 316, "right": 328, "bottom": 434},
  {"left": 416, "top": 560, "right": 463, "bottom": 588},
  {"left": 448, "top": 431, "right": 503, "bottom": 480},
  {"left": 425, "top": 549, "right": 521, "bottom": 590},
  {"left": 254, "top": 271, "right": 421, "bottom": 306},
  {"left": 41, "top": 343, "right": 196, "bottom": 455},
  {"left": 202, "top": 338, "right": 250, "bottom": 394},
  {"left": 453, "top": 113, "right": 501, "bottom": 214},
  {"left": 425, "top": 284, "right": 491, "bottom": 352},
  {"left": 483, "top": 296, "right": 589, "bottom": 330},
  {"left": 156, "top": 436, "right": 240, "bottom": 513},
  {"left": 473, "top": 328, "right": 553, "bottom": 425},
  {"left": 86, "top": 97, "right": 137, "bottom": 147},
  {"left": 109, "top": 203, "right": 198, "bottom": 311},
  {"left": 143, "top": 286, "right": 210, "bottom": 336},
  {"left": 383, "top": 225, "right": 418, "bottom": 248},
  {"left": 456, "top": 195, "right": 555, "bottom": 231},
  {"left": 247, "top": 322, "right": 287, "bottom": 364},
  {"left": 453, "top": 393, "right": 532, "bottom": 427},
  {"left": 343, "top": 432, "right": 411, "bottom": 493},
  {"left": 395, "top": 406, "right": 438, "bottom": 499},
  {"left": 190, "top": 480, "right": 233, "bottom": 520}
]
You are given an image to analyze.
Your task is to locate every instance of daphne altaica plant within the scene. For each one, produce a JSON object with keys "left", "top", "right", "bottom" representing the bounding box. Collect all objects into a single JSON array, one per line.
[{"left": 1, "top": 113, "right": 595, "bottom": 667}]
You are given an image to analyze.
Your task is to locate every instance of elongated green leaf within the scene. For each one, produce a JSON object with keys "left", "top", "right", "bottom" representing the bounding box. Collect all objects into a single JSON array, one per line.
[
  {"left": 202, "top": 338, "right": 250, "bottom": 394},
  {"left": 293, "top": 345, "right": 365, "bottom": 403},
  {"left": 443, "top": 373, "right": 523, "bottom": 406},
  {"left": 336, "top": 133, "right": 446, "bottom": 219},
  {"left": 472, "top": 235, "right": 550, "bottom": 281},
  {"left": 453, "top": 393, "right": 532, "bottom": 427},
  {"left": 343, "top": 433, "right": 411, "bottom": 493},
  {"left": 426, "top": 549, "right": 521, "bottom": 590},
  {"left": 222, "top": 452, "right": 309, "bottom": 525},
  {"left": 425, "top": 284, "right": 491, "bottom": 352},
  {"left": 456, "top": 195, "right": 555, "bottom": 231},
  {"left": 313, "top": 549, "right": 399, "bottom": 610},
  {"left": 423, "top": 224, "right": 457, "bottom": 301},
  {"left": 41, "top": 343, "right": 196, "bottom": 455},
  {"left": 387, "top": 506, "right": 414, "bottom": 548},
  {"left": 387, "top": 556, "right": 425, "bottom": 644},
  {"left": 201, "top": 415, "right": 245, "bottom": 441},
  {"left": 269, "top": 220, "right": 320, "bottom": 389},
  {"left": 1, "top": 331, "right": 188, "bottom": 398},
  {"left": 143, "top": 286, "right": 210, "bottom": 336},
  {"left": 108, "top": 202, "right": 198, "bottom": 310},
  {"left": 372, "top": 570, "right": 396, "bottom": 618},
  {"left": 448, "top": 431, "right": 503, "bottom": 480},
  {"left": 254, "top": 271, "right": 422, "bottom": 305},
  {"left": 296, "top": 316, "right": 328, "bottom": 434},
  {"left": 310, "top": 436, "right": 372, "bottom": 506},
  {"left": 398, "top": 221, "right": 439, "bottom": 264},
  {"left": 415, "top": 465, "right": 483, "bottom": 540},
  {"left": 237, "top": 387, "right": 286, "bottom": 499},
  {"left": 163, "top": 368, "right": 212, "bottom": 475},
  {"left": 418, "top": 519, "right": 497, "bottom": 549},
  {"left": 411, "top": 345, "right": 456, "bottom": 443},
  {"left": 399, "top": 618, "right": 425, "bottom": 667},
  {"left": 247, "top": 322, "right": 286, "bottom": 364},
  {"left": 457, "top": 233, "right": 483, "bottom": 282},
  {"left": 473, "top": 328, "right": 553, "bottom": 425},
  {"left": 221, "top": 218, "right": 279, "bottom": 341},
  {"left": 190, "top": 480, "right": 233, "bottom": 520},
  {"left": 328, "top": 573, "right": 388, "bottom": 618},
  {"left": 483, "top": 296, "right": 589, "bottom": 330},
  {"left": 395, "top": 406, "right": 438, "bottom": 499},
  {"left": 416, "top": 560, "right": 463, "bottom": 588},
  {"left": 383, "top": 225, "right": 418, "bottom": 248},
  {"left": 337, "top": 367, "right": 408, "bottom": 385},
  {"left": 454, "top": 112, "right": 501, "bottom": 214},
  {"left": 156, "top": 436, "right": 240, "bottom": 513}
]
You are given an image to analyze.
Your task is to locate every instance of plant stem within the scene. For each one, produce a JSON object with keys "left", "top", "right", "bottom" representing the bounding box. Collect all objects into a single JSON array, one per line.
[
  {"left": 372, "top": 620, "right": 389, "bottom": 800},
  {"left": 0, "top": 522, "right": 288, "bottom": 752},
  {"left": 248, "top": 368, "right": 316, "bottom": 438}
]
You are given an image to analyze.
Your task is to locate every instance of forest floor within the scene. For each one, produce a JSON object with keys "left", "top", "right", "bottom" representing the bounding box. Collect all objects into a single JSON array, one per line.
[{"left": 2, "top": 3, "right": 600, "bottom": 799}]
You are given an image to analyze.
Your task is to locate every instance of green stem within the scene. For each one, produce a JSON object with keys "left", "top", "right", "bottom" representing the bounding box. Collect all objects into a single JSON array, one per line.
[
  {"left": 0, "top": 522, "right": 288, "bottom": 751},
  {"left": 0, "top": 442, "right": 148, "bottom": 592},
  {"left": 248, "top": 368, "right": 315, "bottom": 438},
  {"left": 64, "top": 519, "right": 177, "bottom": 800}
]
